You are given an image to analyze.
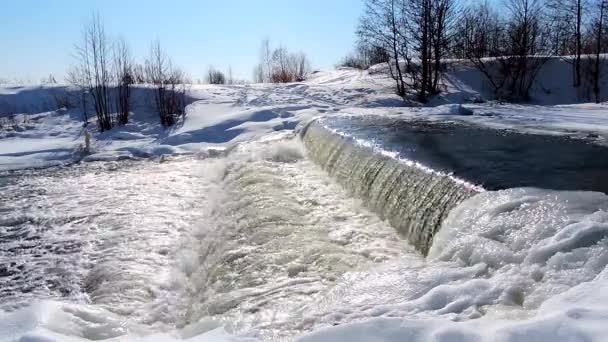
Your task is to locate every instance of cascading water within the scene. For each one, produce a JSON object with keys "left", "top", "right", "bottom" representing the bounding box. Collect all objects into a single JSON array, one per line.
[
  {"left": 300, "top": 115, "right": 608, "bottom": 255},
  {"left": 300, "top": 119, "right": 478, "bottom": 255}
]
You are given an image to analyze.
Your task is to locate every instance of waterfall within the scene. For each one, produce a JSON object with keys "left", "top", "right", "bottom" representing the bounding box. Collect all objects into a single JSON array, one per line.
[{"left": 300, "top": 119, "right": 480, "bottom": 255}]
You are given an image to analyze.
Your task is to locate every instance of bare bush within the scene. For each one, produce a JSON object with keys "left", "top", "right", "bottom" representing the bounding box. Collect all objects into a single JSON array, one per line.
[
  {"left": 206, "top": 66, "right": 226, "bottom": 84},
  {"left": 253, "top": 40, "right": 311, "bottom": 83},
  {"left": 42, "top": 74, "right": 57, "bottom": 85},
  {"left": 52, "top": 89, "right": 73, "bottom": 110},
  {"left": 131, "top": 63, "right": 146, "bottom": 84},
  {"left": 339, "top": 43, "right": 390, "bottom": 69},
  {"left": 145, "top": 40, "right": 186, "bottom": 127}
]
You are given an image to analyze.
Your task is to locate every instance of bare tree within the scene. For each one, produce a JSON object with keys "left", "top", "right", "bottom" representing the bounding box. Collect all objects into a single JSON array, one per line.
[
  {"left": 403, "top": 0, "right": 456, "bottom": 101},
  {"left": 292, "top": 52, "right": 311, "bottom": 81},
  {"left": 547, "top": 0, "right": 586, "bottom": 87},
  {"left": 253, "top": 40, "right": 311, "bottom": 83},
  {"left": 253, "top": 64, "right": 265, "bottom": 83},
  {"left": 66, "top": 66, "right": 89, "bottom": 125},
  {"left": 42, "top": 74, "right": 57, "bottom": 84},
  {"left": 131, "top": 63, "right": 146, "bottom": 84},
  {"left": 457, "top": 1, "right": 510, "bottom": 93},
  {"left": 206, "top": 66, "right": 226, "bottom": 84},
  {"left": 431, "top": 0, "right": 456, "bottom": 91},
  {"left": 358, "top": 0, "right": 409, "bottom": 97},
  {"left": 357, "top": 0, "right": 454, "bottom": 101},
  {"left": 456, "top": 0, "right": 552, "bottom": 100},
  {"left": 113, "top": 37, "right": 132, "bottom": 125},
  {"left": 70, "top": 13, "right": 113, "bottom": 131},
  {"left": 406, "top": 0, "right": 434, "bottom": 101},
  {"left": 590, "top": 0, "right": 608, "bottom": 102},
  {"left": 504, "top": 0, "right": 552, "bottom": 100},
  {"left": 227, "top": 66, "right": 234, "bottom": 85},
  {"left": 338, "top": 42, "right": 390, "bottom": 69},
  {"left": 145, "top": 40, "right": 186, "bottom": 127},
  {"left": 255, "top": 38, "right": 274, "bottom": 83}
]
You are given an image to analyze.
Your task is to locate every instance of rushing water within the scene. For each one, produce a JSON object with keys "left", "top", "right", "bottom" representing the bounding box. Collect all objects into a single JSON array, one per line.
[
  {"left": 0, "top": 136, "right": 413, "bottom": 340},
  {"left": 0, "top": 158, "right": 220, "bottom": 327},
  {"left": 300, "top": 119, "right": 478, "bottom": 255}
]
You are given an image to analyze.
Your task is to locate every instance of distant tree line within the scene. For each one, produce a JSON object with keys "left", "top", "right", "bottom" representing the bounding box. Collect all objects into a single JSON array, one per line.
[
  {"left": 346, "top": 0, "right": 608, "bottom": 103},
  {"left": 67, "top": 14, "right": 188, "bottom": 131}
]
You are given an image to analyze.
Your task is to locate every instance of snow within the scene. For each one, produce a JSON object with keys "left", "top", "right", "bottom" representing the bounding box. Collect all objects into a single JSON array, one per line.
[
  {"left": 2, "top": 61, "right": 608, "bottom": 341},
  {"left": 3, "top": 60, "right": 608, "bottom": 171}
]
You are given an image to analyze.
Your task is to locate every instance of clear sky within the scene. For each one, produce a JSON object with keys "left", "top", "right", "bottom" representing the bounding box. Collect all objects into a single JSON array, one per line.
[{"left": 0, "top": 0, "right": 363, "bottom": 83}]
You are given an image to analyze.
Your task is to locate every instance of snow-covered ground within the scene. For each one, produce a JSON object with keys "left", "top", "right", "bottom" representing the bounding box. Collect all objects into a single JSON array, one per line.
[
  {"left": 2, "top": 64, "right": 608, "bottom": 172},
  {"left": 0, "top": 69, "right": 402, "bottom": 171},
  {"left": 2, "top": 65, "right": 608, "bottom": 341}
]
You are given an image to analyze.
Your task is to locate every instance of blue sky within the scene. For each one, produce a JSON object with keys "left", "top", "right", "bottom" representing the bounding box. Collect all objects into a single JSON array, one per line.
[{"left": 0, "top": 0, "right": 363, "bottom": 82}]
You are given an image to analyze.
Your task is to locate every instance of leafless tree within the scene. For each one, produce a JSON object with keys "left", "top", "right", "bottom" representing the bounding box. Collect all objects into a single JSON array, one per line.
[
  {"left": 42, "top": 74, "right": 57, "bottom": 84},
  {"left": 145, "top": 39, "right": 186, "bottom": 127},
  {"left": 590, "top": 0, "right": 608, "bottom": 102},
  {"left": 456, "top": 0, "right": 552, "bottom": 100},
  {"left": 456, "top": 1, "right": 510, "bottom": 93},
  {"left": 253, "top": 40, "right": 311, "bottom": 83},
  {"left": 227, "top": 66, "right": 234, "bottom": 85},
  {"left": 338, "top": 42, "right": 390, "bottom": 69},
  {"left": 69, "top": 13, "right": 113, "bottom": 131},
  {"left": 404, "top": 0, "right": 456, "bottom": 100},
  {"left": 357, "top": 0, "right": 454, "bottom": 101},
  {"left": 131, "top": 63, "right": 146, "bottom": 84},
  {"left": 289, "top": 52, "right": 311, "bottom": 82},
  {"left": 112, "top": 37, "right": 132, "bottom": 125},
  {"left": 503, "top": 0, "right": 552, "bottom": 99},
  {"left": 431, "top": 0, "right": 456, "bottom": 91},
  {"left": 358, "top": 0, "right": 409, "bottom": 97},
  {"left": 206, "top": 66, "right": 226, "bottom": 84},
  {"left": 66, "top": 66, "right": 89, "bottom": 125},
  {"left": 547, "top": 0, "right": 586, "bottom": 87}
]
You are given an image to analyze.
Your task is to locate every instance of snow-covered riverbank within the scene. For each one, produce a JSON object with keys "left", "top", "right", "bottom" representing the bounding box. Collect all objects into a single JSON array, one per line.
[{"left": 3, "top": 66, "right": 608, "bottom": 172}]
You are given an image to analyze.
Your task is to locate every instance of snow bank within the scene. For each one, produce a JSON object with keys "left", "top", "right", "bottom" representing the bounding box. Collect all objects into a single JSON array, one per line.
[
  {"left": 0, "top": 300, "right": 251, "bottom": 342},
  {"left": 3, "top": 63, "right": 608, "bottom": 171},
  {"left": 446, "top": 57, "right": 608, "bottom": 105},
  {"left": 0, "top": 85, "right": 318, "bottom": 171}
]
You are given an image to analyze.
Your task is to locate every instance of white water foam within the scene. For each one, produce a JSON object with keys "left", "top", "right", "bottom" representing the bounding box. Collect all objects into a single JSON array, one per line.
[
  {"left": 0, "top": 136, "right": 410, "bottom": 341},
  {"left": 296, "top": 188, "right": 608, "bottom": 341}
]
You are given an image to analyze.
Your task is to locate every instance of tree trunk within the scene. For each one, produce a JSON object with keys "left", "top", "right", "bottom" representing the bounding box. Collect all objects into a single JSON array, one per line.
[
  {"left": 594, "top": 2, "right": 605, "bottom": 103},
  {"left": 575, "top": 0, "right": 582, "bottom": 87}
]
